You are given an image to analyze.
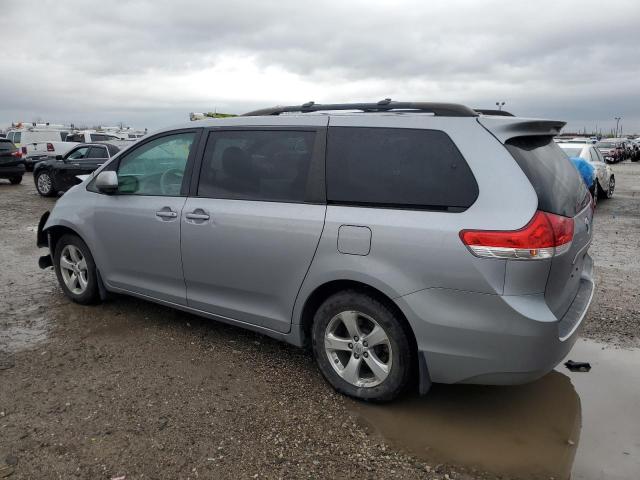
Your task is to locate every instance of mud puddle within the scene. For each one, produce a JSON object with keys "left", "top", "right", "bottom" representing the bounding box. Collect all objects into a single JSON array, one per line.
[{"left": 351, "top": 338, "right": 640, "bottom": 479}]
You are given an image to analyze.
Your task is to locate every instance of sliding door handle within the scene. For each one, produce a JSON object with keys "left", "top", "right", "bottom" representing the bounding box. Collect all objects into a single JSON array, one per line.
[{"left": 156, "top": 210, "right": 178, "bottom": 219}]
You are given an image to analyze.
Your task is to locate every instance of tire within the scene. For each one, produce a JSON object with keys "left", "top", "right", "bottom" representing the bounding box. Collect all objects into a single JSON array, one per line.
[
  {"left": 606, "top": 175, "right": 615, "bottom": 199},
  {"left": 311, "top": 290, "right": 414, "bottom": 402},
  {"left": 35, "top": 170, "right": 55, "bottom": 197},
  {"left": 9, "top": 176, "right": 22, "bottom": 185},
  {"left": 53, "top": 234, "right": 100, "bottom": 305}
]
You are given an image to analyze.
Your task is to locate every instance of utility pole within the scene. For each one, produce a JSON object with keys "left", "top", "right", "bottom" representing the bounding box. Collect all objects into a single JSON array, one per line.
[
  {"left": 496, "top": 101, "right": 505, "bottom": 111},
  {"left": 614, "top": 117, "right": 621, "bottom": 137}
]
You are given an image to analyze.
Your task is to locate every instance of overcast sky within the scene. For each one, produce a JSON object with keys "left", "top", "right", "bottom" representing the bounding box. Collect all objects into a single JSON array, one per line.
[{"left": 2, "top": 0, "right": 639, "bottom": 134}]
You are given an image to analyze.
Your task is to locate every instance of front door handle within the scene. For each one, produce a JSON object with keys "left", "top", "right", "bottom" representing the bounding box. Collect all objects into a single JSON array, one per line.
[
  {"left": 185, "top": 212, "right": 210, "bottom": 221},
  {"left": 156, "top": 210, "right": 178, "bottom": 219}
]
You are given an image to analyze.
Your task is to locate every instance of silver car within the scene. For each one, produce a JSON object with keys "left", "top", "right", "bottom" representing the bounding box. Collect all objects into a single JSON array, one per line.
[
  {"left": 37, "top": 101, "right": 595, "bottom": 402},
  {"left": 557, "top": 142, "right": 615, "bottom": 199}
]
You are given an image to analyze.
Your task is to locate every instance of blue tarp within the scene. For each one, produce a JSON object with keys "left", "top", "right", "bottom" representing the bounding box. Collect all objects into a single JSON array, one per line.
[{"left": 569, "top": 156, "right": 596, "bottom": 187}]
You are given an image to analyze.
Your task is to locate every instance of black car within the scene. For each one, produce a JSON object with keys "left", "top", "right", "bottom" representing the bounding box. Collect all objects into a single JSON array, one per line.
[
  {"left": 33, "top": 143, "right": 120, "bottom": 196},
  {"left": 0, "top": 138, "right": 25, "bottom": 184}
]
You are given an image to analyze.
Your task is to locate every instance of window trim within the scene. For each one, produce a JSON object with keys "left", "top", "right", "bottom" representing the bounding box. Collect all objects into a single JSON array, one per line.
[
  {"left": 189, "top": 126, "right": 327, "bottom": 205},
  {"left": 325, "top": 126, "right": 478, "bottom": 213},
  {"left": 87, "top": 128, "right": 203, "bottom": 196}
]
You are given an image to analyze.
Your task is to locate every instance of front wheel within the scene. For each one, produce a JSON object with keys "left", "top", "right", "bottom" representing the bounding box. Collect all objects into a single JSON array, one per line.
[
  {"left": 53, "top": 234, "right": 100, "bottom": 305},
  {"left": 35, "top": 171, "right": 55, "bottom": 197},
  {"left": 312, "top": 290, "right": 414, "bottom": 402}
]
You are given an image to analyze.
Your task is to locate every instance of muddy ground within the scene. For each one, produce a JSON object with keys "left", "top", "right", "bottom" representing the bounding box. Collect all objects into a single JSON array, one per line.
[{"left": 1, "top": 163, "right": 639, "bottom": 480}]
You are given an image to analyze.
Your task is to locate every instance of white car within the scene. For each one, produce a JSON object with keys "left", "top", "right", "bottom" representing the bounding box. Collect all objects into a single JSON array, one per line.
[{"left": 558, "top": 142, "right": 615, "bottom": 199}]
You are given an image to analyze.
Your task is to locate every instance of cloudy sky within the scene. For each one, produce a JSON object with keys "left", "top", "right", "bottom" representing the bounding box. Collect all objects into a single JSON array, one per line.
[{"left": 2, "top": 0, "right": 639, "bottom": 134}]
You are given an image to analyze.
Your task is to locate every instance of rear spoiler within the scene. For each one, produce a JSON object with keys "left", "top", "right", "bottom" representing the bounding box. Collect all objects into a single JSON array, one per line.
[{"left": 478, "top": 116, "right": 566, "bottom": 144}]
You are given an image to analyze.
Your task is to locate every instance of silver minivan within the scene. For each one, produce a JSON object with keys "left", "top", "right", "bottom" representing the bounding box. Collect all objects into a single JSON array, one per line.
[{"left": 37, "top": 101, "right": 595, "bottom": 401}]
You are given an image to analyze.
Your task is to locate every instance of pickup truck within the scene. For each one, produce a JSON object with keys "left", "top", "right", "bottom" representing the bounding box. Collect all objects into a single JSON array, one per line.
[{"left": 24, "top": 130, "right": 123, "bottom": 170}]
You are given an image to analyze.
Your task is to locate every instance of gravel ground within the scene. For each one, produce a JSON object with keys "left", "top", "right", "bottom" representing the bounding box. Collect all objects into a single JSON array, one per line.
[
  {"left": 582, "top": 162, "right": 640, "bottom": 347},
  {"left": 1, "top": 163, "right": 639, "bottom": 479}
]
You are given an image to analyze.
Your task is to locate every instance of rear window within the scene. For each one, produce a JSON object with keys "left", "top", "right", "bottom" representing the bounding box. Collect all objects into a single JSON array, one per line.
[
  {"left": 326, "top": 127, "right": 478, "bottom": 211},
  {"left": 0, "top": 140, "right": 15, "bottom": 151},
  {"left": 559, "top": 147, "right": 583, "bottom": 158},
  {"left": 506, "top": 136, "right": 590, "bottom": 217}
]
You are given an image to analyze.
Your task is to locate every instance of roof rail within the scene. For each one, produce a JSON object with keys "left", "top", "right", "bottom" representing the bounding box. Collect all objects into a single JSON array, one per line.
[
  {"left": 474, "top": 109, "right": 515, "bottom": 117},
  {"left": 243, "top": 99, "right": 478, "bottom": 117}
]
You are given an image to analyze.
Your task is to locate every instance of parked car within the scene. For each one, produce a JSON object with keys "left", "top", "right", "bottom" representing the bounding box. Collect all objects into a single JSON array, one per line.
[
  {"left": 0, "top": 138, "right": 25, "bottom": 184},
  {"left": 5, "top": 128, "right": 69, "bottom": 171},
  {"left": 33, "top": 143, "right": 120, "bottom": 197},
  {"left": 568, "top": 156, "right": 596, "bottom": 196},
  {"left": 595, "top": 140, "right": 624, "bottom": 163},
  {"left": 558, "top": 143, "right": 615, "bottom": 199},
  {"left": 37, "top": 101, "right": 594, "bottom": 402}
]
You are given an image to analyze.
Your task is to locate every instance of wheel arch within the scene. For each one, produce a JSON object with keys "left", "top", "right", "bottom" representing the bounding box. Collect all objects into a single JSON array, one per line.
[
  {"left": 298, "top": 279, "right": 418, "bottom": 354},
  {"left": 296, "top": 278, "right": 425, "bottom": 393}
]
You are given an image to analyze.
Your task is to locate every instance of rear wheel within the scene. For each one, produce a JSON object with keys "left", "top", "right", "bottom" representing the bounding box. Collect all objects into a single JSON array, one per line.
[
  {"left": 35, "top": 171, "right": 55, "bottom": 197},
  {"left": 312, "top": 290, "right": 414, "bottom": 402},
  {"left": 607, "top": 176, "right": 615, "bottom": 198},
  {"left": 53, "top": 234, "right": 100, "bottom": 305},
  {"left": 9, "top": 176, "right": 22, "bottom": 185}
]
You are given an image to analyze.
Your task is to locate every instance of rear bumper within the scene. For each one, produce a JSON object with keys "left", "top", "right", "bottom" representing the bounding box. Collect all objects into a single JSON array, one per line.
[
  {"left": 396, "top": 254, "right": 594, "bottom": 386},
  {"left": 25, "top": 156, "right": 48, "bottom": 168},
  {"left": 0, "top": 163, "right": 26, "bottom": 177}
]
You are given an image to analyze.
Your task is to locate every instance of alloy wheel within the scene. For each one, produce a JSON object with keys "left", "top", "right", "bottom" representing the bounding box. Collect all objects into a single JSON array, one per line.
[
  {"left": 324, "top": 310, "right": 392, "bottom": 388},
  {"left": 59, "top": 245, "right": 88, "bottom": 295},
  {"left": 37, "top": 172, "right": 52, "bottom": 195}
]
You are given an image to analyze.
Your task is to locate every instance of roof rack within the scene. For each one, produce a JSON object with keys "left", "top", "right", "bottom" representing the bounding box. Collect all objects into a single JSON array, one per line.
[
  {"left": 474, "top": 109, "right": 515, "bottom": 117},
  {"left": 243, "top": 99, "right": 478, "bottom": 117}
]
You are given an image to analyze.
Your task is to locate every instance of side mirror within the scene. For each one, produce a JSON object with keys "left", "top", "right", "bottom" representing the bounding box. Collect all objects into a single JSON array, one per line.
[
  {"left": 95, "top": 171, "right": 119, "bottom": 194},
  {"left": 55, "top": 155, "right": 63, "bottom": 160}
]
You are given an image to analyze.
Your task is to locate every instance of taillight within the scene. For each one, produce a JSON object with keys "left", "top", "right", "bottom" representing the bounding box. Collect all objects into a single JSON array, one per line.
[
  {"left": 46, "top": 143, "right": 54, "bottom": 152},
  {"left": 459, "top": 210, "right": 574, "bottom": 260},
  {"left": 11, "top": 150, "right": 22, "bottom": 159}
]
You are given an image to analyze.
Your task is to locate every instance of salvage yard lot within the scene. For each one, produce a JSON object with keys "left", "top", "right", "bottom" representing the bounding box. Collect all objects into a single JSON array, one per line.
[{"left": 1, "top": 164, "right": 639, "bottom": 479}]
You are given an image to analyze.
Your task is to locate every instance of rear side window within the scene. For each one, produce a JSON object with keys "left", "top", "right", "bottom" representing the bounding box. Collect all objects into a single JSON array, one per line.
[
  {"left": 506, "top": 136, "right": 590, "bottom": 217},
  {"left": 13, "top": 132, "right": 21, "bottom": 143},
  {"left": 197, "top": 130, "right": 318, "bottom": 203},
  {"left": 326, "top": 127, "right": 478, "bottom": 211},
  {"left": 66, "top": 133, "right": 83, "bottom": 142},
  {"left": 87, "top": 146, "right": 109, "bottom": 159}
]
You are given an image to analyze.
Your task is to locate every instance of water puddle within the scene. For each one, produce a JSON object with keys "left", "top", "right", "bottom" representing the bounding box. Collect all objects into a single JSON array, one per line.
[
  {"left": 351, "top": 338, "right": 640, "bottom": 479},
  {"left": 0, "top": 302, "right": 51, "bottom": 354}
]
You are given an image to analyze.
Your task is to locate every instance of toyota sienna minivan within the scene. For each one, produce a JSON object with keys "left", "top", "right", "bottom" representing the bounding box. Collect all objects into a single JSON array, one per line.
[{"left": 37, "top": 101, "right": 595, "bottom": 402}]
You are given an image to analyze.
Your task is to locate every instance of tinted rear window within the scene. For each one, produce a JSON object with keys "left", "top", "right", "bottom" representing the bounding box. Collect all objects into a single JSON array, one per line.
[
  {"left": 326, "top": 127, "right": 478, "bottom": 211},
  {"left": 0, "top": 140, "right": 15, "bottom": 151},
  {"left": 506, "top": 136, "right": 590, "bottom": 217}
]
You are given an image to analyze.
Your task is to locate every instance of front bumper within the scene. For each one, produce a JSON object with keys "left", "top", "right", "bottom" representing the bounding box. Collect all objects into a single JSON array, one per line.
[{"left": 396, "top": 255, "right": 594, "bottom": 386}]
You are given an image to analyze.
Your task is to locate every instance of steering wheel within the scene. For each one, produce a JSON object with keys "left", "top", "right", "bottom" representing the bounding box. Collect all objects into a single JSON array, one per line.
[{"left": 160, "top": 168, "right": 184, "bottom": 195}]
